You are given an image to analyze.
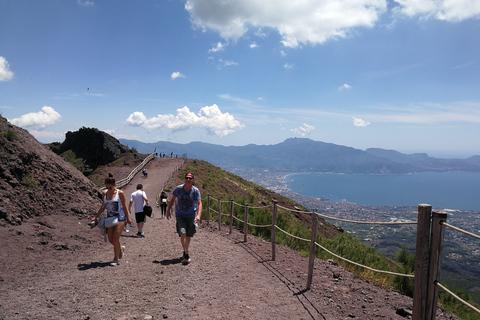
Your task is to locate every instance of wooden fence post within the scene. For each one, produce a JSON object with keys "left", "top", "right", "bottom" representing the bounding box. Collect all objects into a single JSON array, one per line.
[
  {"left": 229, "top": 199, "right": 234, "bottom": 235},
  {"left": 218, "top": 199, "right": 222, "bottom": 231},
  {"left": 244, "top": 204, "right": 249, "bottom": 243},
  {"left": 426, "top": 211, "right": 448, "bottom": 320},
  {"left": 206, "top": 195, "right": 210, "bottom": 226},
  {"left": 272, "top": 200, "right": 278, "bottom": 261},
  {"left": 306, "top": 209, "right": 319, "bottom": 290},
  {"left": 413, "top": 204, "right": 432, "bottom": 320}
]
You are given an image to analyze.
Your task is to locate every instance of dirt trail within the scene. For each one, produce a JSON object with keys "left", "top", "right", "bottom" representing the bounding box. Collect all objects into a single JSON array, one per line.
[{"left": 0, "top": 158, "right": 457, "bottom": 320}]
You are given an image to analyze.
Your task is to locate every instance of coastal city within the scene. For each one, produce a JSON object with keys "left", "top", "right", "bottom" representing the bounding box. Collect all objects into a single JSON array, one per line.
[{"left": 240, "top": 170, "right": 480, "bottom": 295}]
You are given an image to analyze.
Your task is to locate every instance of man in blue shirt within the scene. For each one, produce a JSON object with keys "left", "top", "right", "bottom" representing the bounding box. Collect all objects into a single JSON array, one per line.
[{"left": 166, "top": 172, "right": 202, "bottom": 264}]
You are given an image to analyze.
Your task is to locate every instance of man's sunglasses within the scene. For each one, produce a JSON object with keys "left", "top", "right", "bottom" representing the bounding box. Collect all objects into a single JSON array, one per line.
[{"left": 185, "top": 177, "right": 194, "bottom": 180}]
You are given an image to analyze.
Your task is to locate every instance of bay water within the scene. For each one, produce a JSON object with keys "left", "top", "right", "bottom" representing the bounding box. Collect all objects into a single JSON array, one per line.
[{"left": 285, "top": 172, "right": 480, "bottom": 211}]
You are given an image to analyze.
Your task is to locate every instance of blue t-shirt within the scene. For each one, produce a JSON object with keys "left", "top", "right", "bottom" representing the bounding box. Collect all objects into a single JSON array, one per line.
[{"left": 172, "top": 184, "right": 201, "bottom": 218}]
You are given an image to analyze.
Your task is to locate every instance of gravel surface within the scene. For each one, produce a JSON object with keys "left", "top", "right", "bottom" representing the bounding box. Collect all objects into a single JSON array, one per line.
[{"left": 0, "top": 158, "right": 458, "bottom": 320}]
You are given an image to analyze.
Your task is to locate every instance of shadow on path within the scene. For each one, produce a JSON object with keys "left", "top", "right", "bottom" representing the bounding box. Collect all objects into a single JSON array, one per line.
[
  {"left": 77, "top": 261, "right": 112, "bottom": 271},
  {"left": 153, "top": 258, "right": 182, "bottom": 266}
]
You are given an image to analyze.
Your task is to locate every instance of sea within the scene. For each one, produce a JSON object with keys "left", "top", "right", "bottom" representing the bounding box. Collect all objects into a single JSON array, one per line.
[{"left": 285, "top": 171, "right": 480, "bottom": 212}]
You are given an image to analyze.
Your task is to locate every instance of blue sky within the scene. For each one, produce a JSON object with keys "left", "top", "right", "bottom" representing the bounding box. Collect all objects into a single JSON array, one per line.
[{"left": 1, "top": 0, "right": 479, "bottom": 158}]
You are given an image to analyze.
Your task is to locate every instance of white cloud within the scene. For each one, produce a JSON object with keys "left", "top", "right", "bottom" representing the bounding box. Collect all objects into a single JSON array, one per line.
[
  {"left": 291, "top": 123, "right": 315, "bottom": 136},
  {"left": 0, "top": 57, "right": 14, "bottom": 81},
  {"left": 77, "top": 0, "right": 94, "bottom": 7},
  {"left": 185, "top": 0, "right": 387, "bottom": 47},
  {"left": 29, "top": 130, "right": 66, "bottom": 143},
  {"left": 185, "top": 0, "right": 479, "bottom": 48},
  {"left": 9, "top": 106, "right": 61, "bottom": 128},
  {"left": 219, "top": 59, "right": 238, "bottom": 67},
  {"left": 284, "top": 63, "right": 294, "bottom": 69},
  {"left": 339, "top": 83, "right": 352, "bottom": 90},
  {"left": 394, "top": 0, "right": 480, "bottom": 21},
  {"left": 209, "top": 42, "right": 225, "bottom": 52},
  {"left": 171, "top": 71, "right": 186, "bottom": 80},
  {"left": 249, "top": 42, "right": 258, "bottom": 48},
  {"left": 126, "top": 104, "right": 244, "bottom": 136},
  {"left": 353, "top": 117, "right": 370, "bottom": 127}
]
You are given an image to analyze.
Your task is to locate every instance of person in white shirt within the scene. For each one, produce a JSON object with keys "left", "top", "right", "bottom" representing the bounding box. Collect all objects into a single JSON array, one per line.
[{"left": 129, "top": 184, "right": 149, "bottom": 238}]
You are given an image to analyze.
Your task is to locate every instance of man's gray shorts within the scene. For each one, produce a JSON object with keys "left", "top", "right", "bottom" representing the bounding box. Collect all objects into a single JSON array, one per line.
[{"left": 176, "top": 216, "right": 196, "bottom": 237}]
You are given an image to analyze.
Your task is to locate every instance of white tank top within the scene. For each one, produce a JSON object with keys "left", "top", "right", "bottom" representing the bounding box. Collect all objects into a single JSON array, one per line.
[{"left": 104, "top": 190, "right": 126, "bottom": 221}]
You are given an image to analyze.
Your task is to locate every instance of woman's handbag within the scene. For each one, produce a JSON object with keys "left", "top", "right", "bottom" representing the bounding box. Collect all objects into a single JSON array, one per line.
[{"left": 104, "top": 216, "right": 119, "bottom": 228}]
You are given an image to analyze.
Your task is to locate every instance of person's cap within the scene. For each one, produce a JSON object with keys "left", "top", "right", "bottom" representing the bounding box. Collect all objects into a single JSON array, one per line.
[{"left": 185, "top": 172, "right": 194, "bottom": 179}]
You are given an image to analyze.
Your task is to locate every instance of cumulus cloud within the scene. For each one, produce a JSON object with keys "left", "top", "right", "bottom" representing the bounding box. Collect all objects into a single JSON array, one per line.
[
  {"left": 394, "top": 0, "right": 480, "bottom": 21},
  {"left": 284, "top": 63, "right": 294, "bottom": 69},
  {"left": 171, "top": 71, "right": 186, "bottom": 80},
  {"left": 339, "top": 83, "right": 352, "bottom": 90},
  {"left": 29, "top": 130, "right": 66, "bottom": 143},
  {"left": 353, "top": 117, "right": 370, "bottom": 127},
  {"left": 9, "top": 106, "right": 61, "bottom": 128},
  {"left": 249, "top": 42, "right": 258, "bottom": 48},
  {"left": 77, "top": 0, "right": 94, "bottom": 6},
  {"left": 185, "top": 0, "right": 479, "bottom": 48},
  {"left": 185, "top": 0, "right": 388, "bottom": 47},
  {"left": 0, "top": 57, "right": 14, "bottom": 81},
  {"left": 126, "top": 104, "right": 244, "bottom": 136},
  {"left": 291, "top": 123, "right": 315, "bottom": 136},
  {"left": 209, "top": 42, "right": 225, "bottom": 52}
]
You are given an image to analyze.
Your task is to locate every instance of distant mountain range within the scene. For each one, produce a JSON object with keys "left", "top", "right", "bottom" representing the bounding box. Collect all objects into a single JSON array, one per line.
[{"left": 119, "top": 137, "right": 480, "bottom": 174}]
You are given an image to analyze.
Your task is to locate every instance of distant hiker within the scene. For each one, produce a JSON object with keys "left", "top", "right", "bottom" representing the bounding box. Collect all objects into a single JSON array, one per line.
[
  {"left": 142, "top": 168, "right": 148, "bottom": 178},
  {"left": 166, "top": 172, "right": 202, "bottom": 265},
  {"left": 162, "top": 152, "right": 165, "bottom": 158},
  {"left": 159, "top": 191, "right": 168, "bottom": 218},
  {"left": 171, "top": 152, "right": 173, "bottom": 158},
  {"left": 91, "top": 173, "right": 131, "bottom": 266},
  {"left": 129, "top": 184, "right": 149, "bottom": 238}
]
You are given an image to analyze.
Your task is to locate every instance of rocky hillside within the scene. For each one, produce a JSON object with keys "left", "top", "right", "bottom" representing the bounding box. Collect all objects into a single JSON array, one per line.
[{"left": 0, "top": 116, "right": 101, "bottom": 225}]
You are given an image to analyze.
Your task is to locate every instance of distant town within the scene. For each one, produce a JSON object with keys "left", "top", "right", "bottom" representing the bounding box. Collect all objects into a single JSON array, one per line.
[{"left": 239, "top": 169, "right": 480, "bottom": 302}]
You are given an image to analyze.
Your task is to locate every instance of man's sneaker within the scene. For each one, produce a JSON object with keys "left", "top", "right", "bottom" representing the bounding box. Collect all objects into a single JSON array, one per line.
[
  {"left": 110, "top": 260, "right": 119, "bottom": 266},
  {"left": 136, "top": 232, "right": 145, "bottom": 238},
  {"left": 182, "top": 253, "right": 191, "bottom": 265},
  {"left": 119, "top": 246, "right": 125, "bottom": 259}
]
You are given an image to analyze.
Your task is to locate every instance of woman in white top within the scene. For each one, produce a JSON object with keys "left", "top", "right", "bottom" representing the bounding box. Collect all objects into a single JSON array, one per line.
[{"left": 92, "top": 173, "right": 132, "bottom": 266}]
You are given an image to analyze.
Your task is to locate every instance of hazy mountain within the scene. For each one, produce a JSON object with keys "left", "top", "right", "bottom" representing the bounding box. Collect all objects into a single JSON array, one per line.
[{"left": 120, "top": 137, "right": 480, "bottom": 174}]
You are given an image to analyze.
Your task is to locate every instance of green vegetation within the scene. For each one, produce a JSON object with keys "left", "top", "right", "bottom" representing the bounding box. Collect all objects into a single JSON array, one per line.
[
  {"left": 61, "top": 149, "right": 87, "bottom": 172},
  {"left": 439, "top": 286, "right": 480, "bottom": 320},
  {"left": 24, "top": 172, "right": 40, "bottom": 191},
  {"left": 1, "top": 129, "right": 16, "bottom": 141}
]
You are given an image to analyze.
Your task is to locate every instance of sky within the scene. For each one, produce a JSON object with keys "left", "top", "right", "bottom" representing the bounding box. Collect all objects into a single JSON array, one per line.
[{"left": 1, "top": 0, "right": 480, "bottom": 158}]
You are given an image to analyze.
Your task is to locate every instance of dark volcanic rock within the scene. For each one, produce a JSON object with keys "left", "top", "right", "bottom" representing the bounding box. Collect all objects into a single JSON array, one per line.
[{"left": 51, "top": 126, "right": 130, "bottom": 175}]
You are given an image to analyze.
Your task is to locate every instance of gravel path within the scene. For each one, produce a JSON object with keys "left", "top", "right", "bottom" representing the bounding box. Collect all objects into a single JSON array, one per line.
[{"left": 0, "top": 158, "right": 458, "bottom": 320}]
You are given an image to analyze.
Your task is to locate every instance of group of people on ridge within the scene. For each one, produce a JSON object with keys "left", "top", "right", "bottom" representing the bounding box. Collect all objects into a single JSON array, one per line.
[{"left": 91, "top": 171, "right": 202, "bottom": 266}]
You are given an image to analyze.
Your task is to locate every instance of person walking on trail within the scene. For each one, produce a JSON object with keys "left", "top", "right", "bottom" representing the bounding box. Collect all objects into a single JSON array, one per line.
[
  {"left": 129, "top": 184, "right": 149, "bottom": 238},
  {"left": 159, "top": 191, "right": 168, "bottom": 218},
  {"left": 166, "top": 172, "right": 202, "bottom": 265},
  {"left": 91, "top": 173, "right": 131, "bottom": 266}
]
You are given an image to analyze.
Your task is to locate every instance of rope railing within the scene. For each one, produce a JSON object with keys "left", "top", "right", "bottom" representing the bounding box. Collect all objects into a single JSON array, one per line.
[
  {"left": 100, "top": 152, "right": 157, "bottom": 191},
  {"left": 436, "top": 281, "right": 480, "bottom": 315},
  {"left": 313, "top": 240, "right": 415, "bottom": 278},
  {"left": 275, "top": 225, "right": 311, "bottom": 242},
  {"left": 202, "top": 195, "right": 478, "bottom": 319},
  {"left": 442, "top": 222, "right": 480, "bottom": 241},
  {"left": 246, "top": 222, "right": 272, "bottom": 228},
  {"left": 276, "top": 204, "right": 311, "bottom": 214}
]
